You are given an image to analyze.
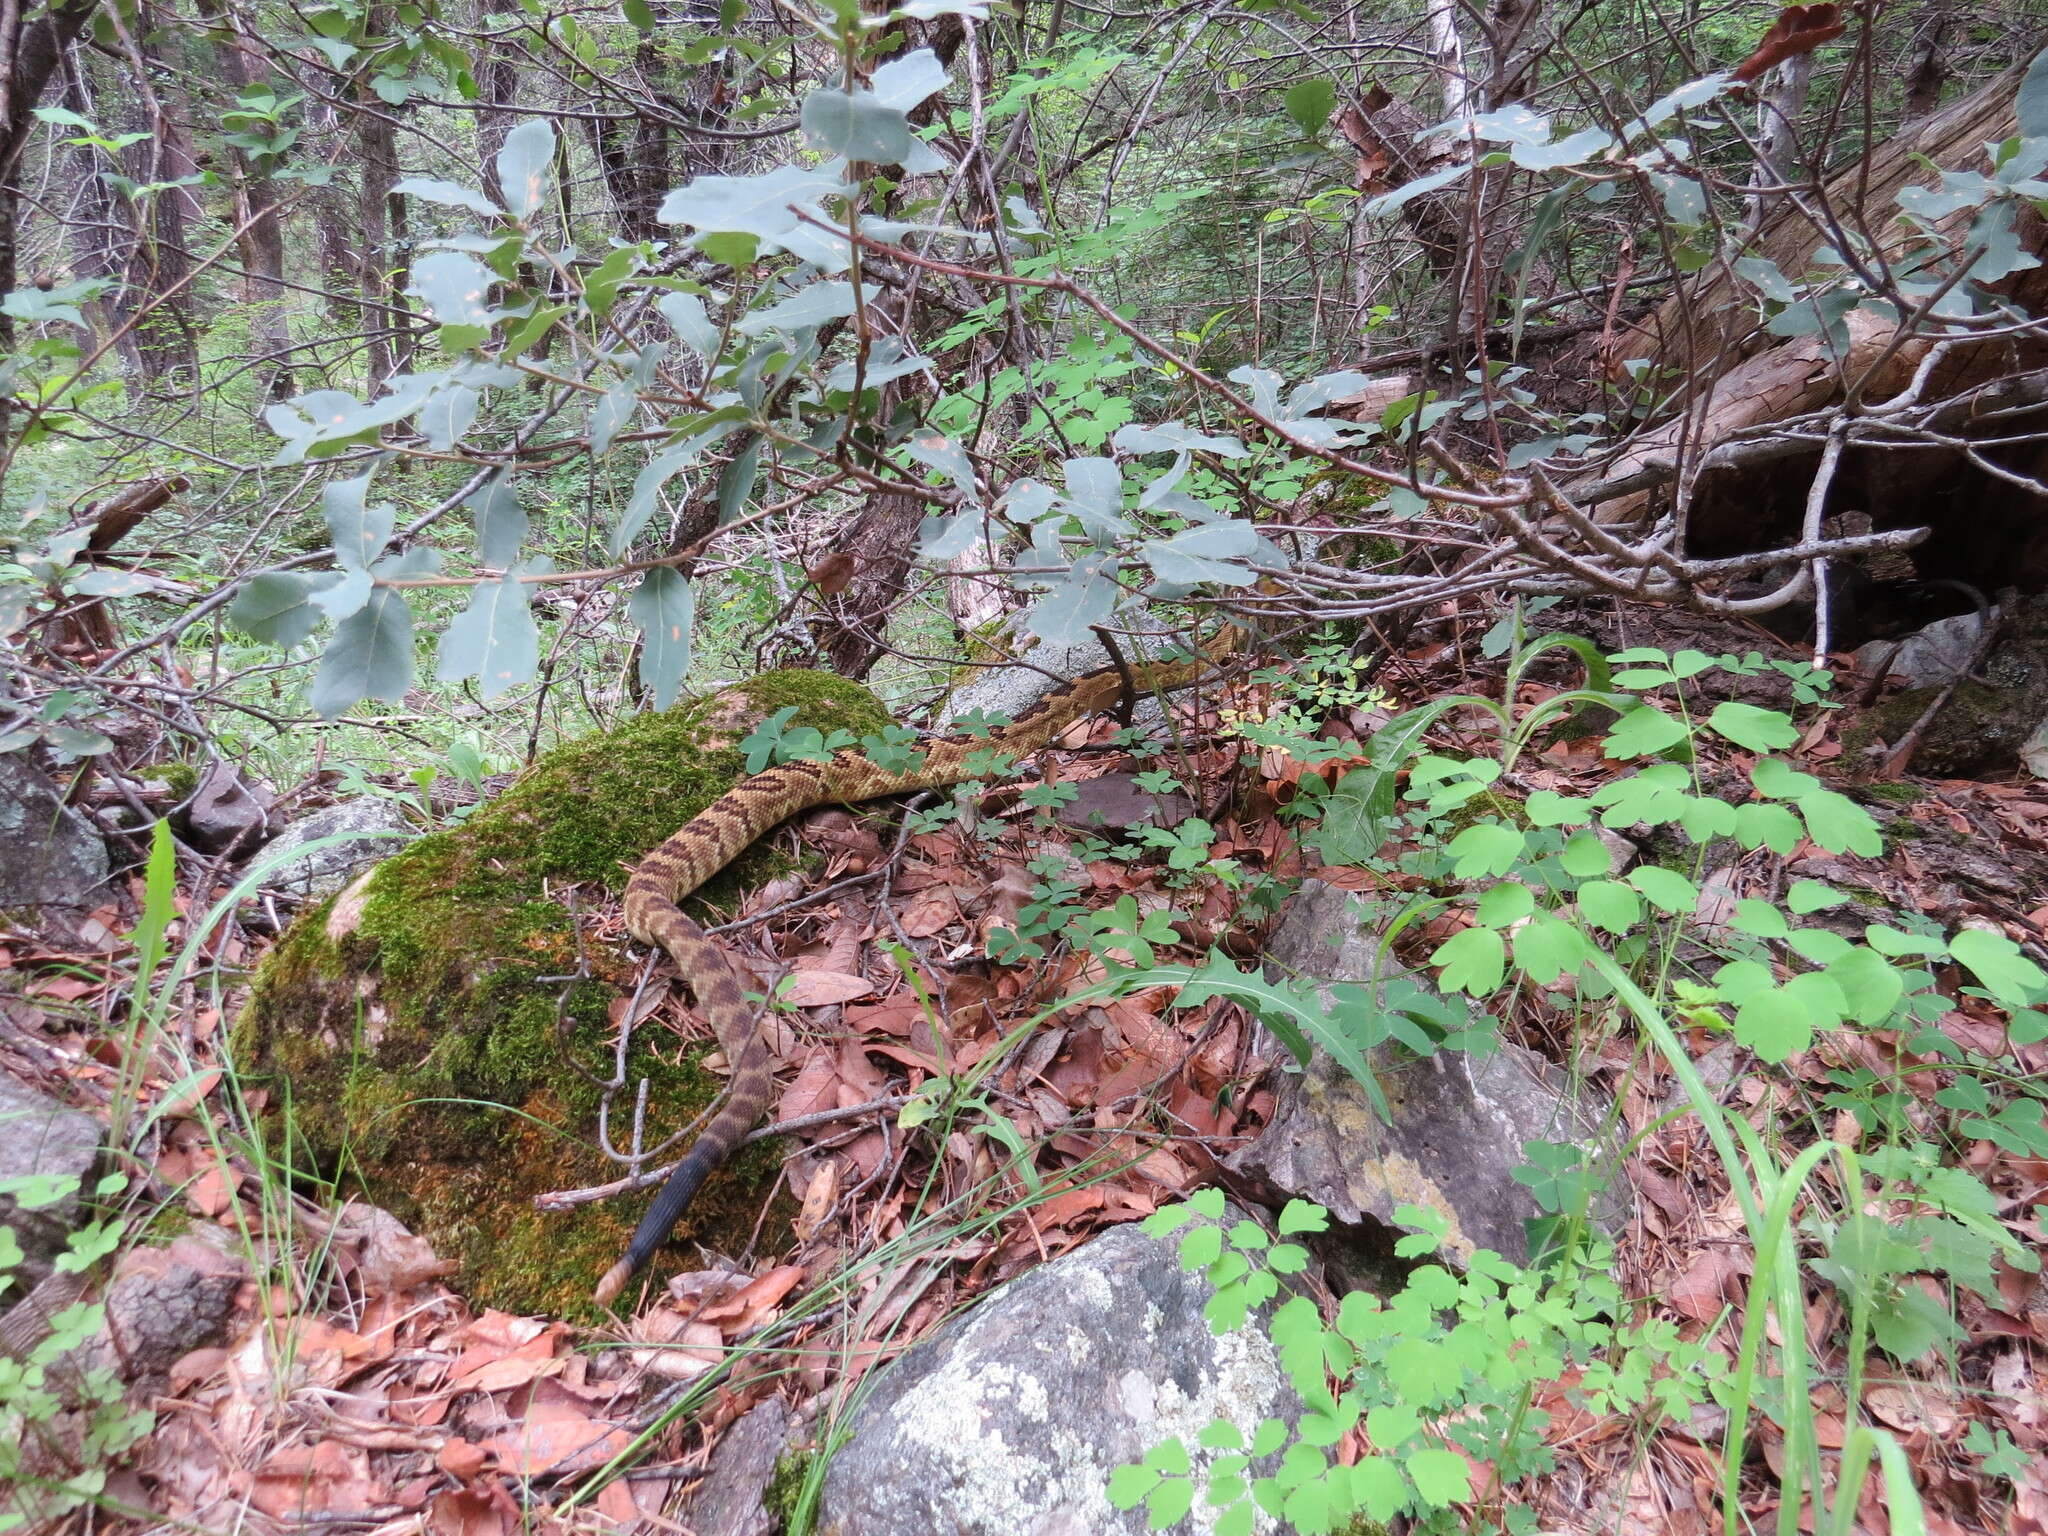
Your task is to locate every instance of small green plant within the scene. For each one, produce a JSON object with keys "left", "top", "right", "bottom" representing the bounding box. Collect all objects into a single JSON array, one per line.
[
  {"left": 740, "top": 706, "right": 859, "bottom": 773},
  {"left": 0, "top": 1173, "right": 154, "bottom": 1532},
  {"left": 1113, "top": 1192, "right": 1723, "bottom": 1535},
  {"left": 1102, "top": 632, "right": 2045, "bottom": 1533}
]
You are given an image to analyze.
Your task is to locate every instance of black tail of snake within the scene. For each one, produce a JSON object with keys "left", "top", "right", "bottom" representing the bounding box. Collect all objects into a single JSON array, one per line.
[{"left": 593, "top": 653, "right": 1221, "bottom": 1304}]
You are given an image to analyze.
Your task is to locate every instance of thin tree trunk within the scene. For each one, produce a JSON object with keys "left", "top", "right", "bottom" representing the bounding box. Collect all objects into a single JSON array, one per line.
[
  {"left": 60, "top": 49, "right": 146, "bottom": 378},
  {"left": 356, "top": 104, "right": 405, "bottom": 386},
  {"left": 0, "top": 0, "right": 103, "bottom": 477},
  {"left": 1745, "top": 53, "right": 1815, "bottom": 231},
  {"left": 205, "top": 5, "right": 293, "bottom": 398},
  {"left": 476, "top": 0, "right": 519, "bottom": 206}
]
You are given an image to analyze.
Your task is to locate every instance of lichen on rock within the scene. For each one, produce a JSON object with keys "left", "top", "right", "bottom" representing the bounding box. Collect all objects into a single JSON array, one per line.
[{"left": 234, "top": 670, "right": 892, "bottom": 1314}]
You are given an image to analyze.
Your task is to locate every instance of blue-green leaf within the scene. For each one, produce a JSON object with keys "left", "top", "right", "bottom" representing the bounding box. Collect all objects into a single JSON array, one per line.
[
  {"left": 800, "top": 88, "right": 913, "bottom": 163},
  {"left": 435, "top": 574, "right": 537, "bottom": 703},
  {"left": 658, "top": 291, "right": 721, "bottom": 359},
  {"left": 659, "top": 165, "right": 843, "bottom": 243},
  {"left": 735, "top": 281, "right": 856, "bottom": 337},
  {"left": 229, "top": 572, "right": 330, "bottom": 647},
  {"left": 496, "top": 118, "right": 556, "bottom": 218},
  {"left": 468, "top": 473, "right": 527, "bottom": 567},
  {"left": 409, "top": 251, "right": 494, "bottom": 327},
  {"left": 324, "top": 472, "right": 391, "bottom": 571},
  {"left": 393, "top": 176, "right": 498, "bottom": 215},
  {"left": 629, "top": 568, "right": 695, "bottom": 711},
  {"left": 310, "top": 588, "right": 414, "bottom": 716},
  {"left": 1024, "top": 554, "right": 1119, "bottom": 644}
]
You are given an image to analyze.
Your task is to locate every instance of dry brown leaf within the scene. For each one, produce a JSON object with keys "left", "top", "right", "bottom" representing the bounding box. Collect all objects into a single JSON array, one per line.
[
  {"left": 845, "top": 993, "right": 929, "bottom": 1039},
  {"left": 479, "top": 1397, "right": 632, "bottom": 1476},
  {"left": 1731, "top": 4, "right": 1846, "bottom": 83},
  {"left": 428, "top": 1486, "right": 511, "bottom": 1536},
  {"left": 188, "top": 1162, "right": 240, "bottom": 1217},
  {"left": 438, "top": 1438, "right": 489, "bottom": 1480},
  {"left": 447, "top": 1319, "right": 564, "bottom": 1394},
  {"left": 795, "top": 1160, "right": 839, "bottom": 1242},
  {"left": 630, "top": 1314, "right": 727, "bottom": 1382},
  {"left": 782, "top": 970, "right": 876, "bottom": 1007},
  {"left": 248, "top": 1440, "right": 385, "bottom": 1519},
  {"left": 808, "top": 550, "right": 856, "bottom": 594},
  {"left": 699, "top": 1264, "right": 805, "bottom": 1334},
  {"left": 776, "top": 1047, "right": 839, "bottom": 1122},
  {"left": 1668, "top": 1248, "right": 1743, "bottom": 1323},
  {"left": 596, "top": 1475, "right": 663, "bottom": 1529},
  {"left": 896, "top": 887, "right": 961, "bottom": 937}
]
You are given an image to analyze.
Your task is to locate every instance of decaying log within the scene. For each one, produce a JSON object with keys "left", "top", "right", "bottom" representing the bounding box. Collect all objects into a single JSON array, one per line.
[{"left": 1578, "top": 62, "right": 2047, "bottom": 528}]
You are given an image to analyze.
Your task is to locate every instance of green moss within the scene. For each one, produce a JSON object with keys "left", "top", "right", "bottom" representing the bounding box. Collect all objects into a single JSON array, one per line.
[
  {"left": 236, "top": 671, "right": 889, "bottom": 1314},
  {"left": 150, "top": 761, "right": 200, "bottom": 799},
  {"left": 762, "top": 1446, "right": 817, "bottom": 1530},
  {"left": 1859, "top": 781, "right": 1924, "bottom": 804}
]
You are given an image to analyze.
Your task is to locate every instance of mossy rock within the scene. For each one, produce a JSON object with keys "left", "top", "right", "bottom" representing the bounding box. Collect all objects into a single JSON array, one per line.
[
  {"left": 235, "top": 670, "right": 892, "bottom": 1315},
  {"left": 1845, "top": 593, "right": 2048, "bottom": 778}
]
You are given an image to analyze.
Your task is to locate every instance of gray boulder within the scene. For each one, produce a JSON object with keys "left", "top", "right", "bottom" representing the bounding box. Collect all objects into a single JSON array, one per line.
[
  {"left": 1228, "top": 880, "right": 1626, "bottom": 1266},
  {"left": 815, "top": 1214, "right": 1300, "bottom": 1536},
  {"left": 258, "top": 798, "right": 418, "bottom": 900},
  {"left": 0, "top": 758, "right": 109, "bottom": 909},
  {"left": 0, "top": 1074, "right": 104, "bottom": 1293}
]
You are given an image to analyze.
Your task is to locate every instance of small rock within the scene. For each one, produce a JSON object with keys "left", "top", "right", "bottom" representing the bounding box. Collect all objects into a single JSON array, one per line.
[
  {"left": 0, "top": 1074, "right": 104, "bottom": 1290},
  {"left": 1228, "top": 881, "right": 1626, "bottom": 1265},
  {"left": 681, "top": 1397, "right": 795, "bottom": 1536},
  {"left": 1054, "top": 773, "right": 1196, "bottom": 832},
  {"left": 816, "top": 1213, "right": 1301, "bottom": 1536},
  {"left": 1852, "top": 608, "right": 1996, "bottom": 688},
  {"left": 259, "top": 798, "right": 419, "bottom": 900},
  {"left": 0, "top": 758, "right": 109, "bottom": 909},
  {"left": 177, "top": 762, "right": 276, "bottom": 856}
]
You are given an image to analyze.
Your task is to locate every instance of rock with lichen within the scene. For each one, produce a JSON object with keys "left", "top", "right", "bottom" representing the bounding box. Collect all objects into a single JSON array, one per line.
[
  {"left": 234, "top": 671, "right": 891, "bottom": 1314},
  {"left": 813, "top": 1211, "right": 1302, "bottom": 1536}
]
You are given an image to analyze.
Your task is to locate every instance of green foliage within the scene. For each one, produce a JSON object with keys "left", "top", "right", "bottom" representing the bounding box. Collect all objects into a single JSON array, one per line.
[
  {"left": 740, "top": 706, "right": 861, "bottom": 774},
  {"left": 1100, "top": 628, "right": 2042, "bottom": 1533},
  {"left": 0, "top": 1174, "right": 154, "bottom": 1532},
  {"left": 1116, "top": 1197, "right": 1721, "bottom": 1535}
]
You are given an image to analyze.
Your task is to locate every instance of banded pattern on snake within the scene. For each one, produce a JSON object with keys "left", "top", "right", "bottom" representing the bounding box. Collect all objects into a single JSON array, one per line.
[{"left": 593, "top": 653, "right": 1220, "bottom": 1303}]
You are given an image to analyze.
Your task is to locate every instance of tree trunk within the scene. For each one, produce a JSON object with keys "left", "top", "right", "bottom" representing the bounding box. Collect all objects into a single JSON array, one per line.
[
  {"left": 205, "top": 7, "right": 293, "bottom": 398},
  {"left": 0, "top": 0, "right": 102, "bottom": 480},
  {"left": 356, "top": 103, "right": 406, "bottom": 387},
  {"left": 60, "top": 49, "right": 147, "bottom": 379},
  {"left": 1744, "top": 53, "right": 1815, "bottom": 231},
  {"left": 475, "top": 0, "right": 520, "bottom": 207},
  {"left": 815, "top": 491, "right": 927, "bottom": 678}
]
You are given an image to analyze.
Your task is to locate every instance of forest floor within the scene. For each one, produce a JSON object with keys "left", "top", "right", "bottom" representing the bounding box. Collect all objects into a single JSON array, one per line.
[{"left": 6, "top": 609, "right": 2048, "bottom": 1536}]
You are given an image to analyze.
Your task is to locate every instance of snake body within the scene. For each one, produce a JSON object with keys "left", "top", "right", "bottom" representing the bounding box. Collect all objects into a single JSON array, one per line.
[{"left": 594, "top": 654, "right": 1219, "bottom": 1303}]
